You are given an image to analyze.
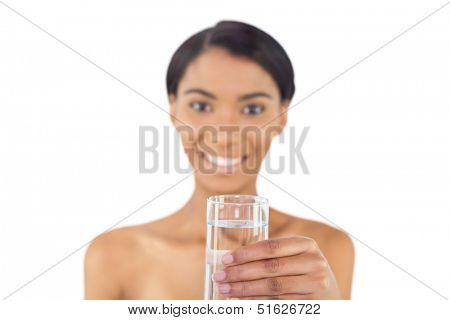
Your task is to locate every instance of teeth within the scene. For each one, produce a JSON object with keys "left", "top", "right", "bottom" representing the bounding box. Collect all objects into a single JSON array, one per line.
[{"left": 205, "top": 154, "right": 242, "bottom": 167}]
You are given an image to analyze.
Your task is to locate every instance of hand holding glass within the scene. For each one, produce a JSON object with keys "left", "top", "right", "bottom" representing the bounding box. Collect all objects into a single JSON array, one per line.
[{"left": 203, "top": 195, "right": 269, "bottom": 300}]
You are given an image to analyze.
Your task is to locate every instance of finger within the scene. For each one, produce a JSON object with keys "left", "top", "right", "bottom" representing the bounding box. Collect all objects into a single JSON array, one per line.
[
  {"left": 222, "top": 237, "right": 317, "bottom": 266},
  {"left": 214, "top": 252, "right": 324, "bottom": 283},
  {"left": 231, "top": 293, "right": 313, "bottom": 300},
  {"left": 217, "top": 274, "right": 320, "bottom": 297}
]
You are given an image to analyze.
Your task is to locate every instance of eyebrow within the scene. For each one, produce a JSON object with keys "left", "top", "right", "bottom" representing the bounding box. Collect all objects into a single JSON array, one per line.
[{"left": 183, "top": 88, "right": 273, "bottom": 101}]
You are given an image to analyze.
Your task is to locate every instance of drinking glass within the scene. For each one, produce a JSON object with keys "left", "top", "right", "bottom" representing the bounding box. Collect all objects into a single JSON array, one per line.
[{"left": 203, "top": 194, "right": 269, "bottom": 300}]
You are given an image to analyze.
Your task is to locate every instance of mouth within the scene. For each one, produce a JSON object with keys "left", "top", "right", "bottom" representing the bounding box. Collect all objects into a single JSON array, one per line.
[{"left": 198, "top": 151, "right": 248, "bottom": 174}]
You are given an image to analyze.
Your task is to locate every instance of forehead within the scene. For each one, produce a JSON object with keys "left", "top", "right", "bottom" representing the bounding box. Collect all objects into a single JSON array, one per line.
[{"left": 177, "top": 46, "right": 279, "bottom": 99}]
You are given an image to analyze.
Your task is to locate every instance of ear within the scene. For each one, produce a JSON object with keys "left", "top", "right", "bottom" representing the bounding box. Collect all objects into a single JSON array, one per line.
[
  {"left": 277, "top": 99, "right": 289, "bottom": 133},
  {"left": 168, "top": 94, "right": 177, "bottom": 126}
]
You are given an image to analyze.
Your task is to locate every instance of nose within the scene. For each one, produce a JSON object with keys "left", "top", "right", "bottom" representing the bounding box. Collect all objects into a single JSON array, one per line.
[
  {"left": 199, "top": 105, "right": 244, "bottom": 155},
  {"left": 204, "top": 125, "right": 239, "bottom": 144},
  {"left": 217, "top": 128, "right": 238, "bottom": 145},
  {"left": 201, "top": 123, "right": 243, "bottom": 157},
  {"left": 216, "top": 105, "right": 238, "bottom": 126}
]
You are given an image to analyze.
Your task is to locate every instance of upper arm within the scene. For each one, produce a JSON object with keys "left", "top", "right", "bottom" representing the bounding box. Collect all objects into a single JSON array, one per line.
[
  {"left": 323, "top": 229, "right": 355, "bottom": 299},
  {"left": 84, "top": 234, "right": 122, "bottom": 300}
]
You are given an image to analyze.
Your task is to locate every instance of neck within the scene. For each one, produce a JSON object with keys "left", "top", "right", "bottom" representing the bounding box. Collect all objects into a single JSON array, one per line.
[{"left": 176, "top": 178, "right": 258, "bottom": 241}]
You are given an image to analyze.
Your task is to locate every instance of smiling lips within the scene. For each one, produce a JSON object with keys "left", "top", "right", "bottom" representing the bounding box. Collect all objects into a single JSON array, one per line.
[
  {"left": 205, "top": 154, "right": 241, "bottom": 167},
  {"left": 199, "top": 151, "right": 247, "bottom": 174}
]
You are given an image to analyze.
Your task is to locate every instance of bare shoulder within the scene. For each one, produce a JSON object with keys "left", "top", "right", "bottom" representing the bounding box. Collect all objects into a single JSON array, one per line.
[
  {"left": 275, "top": 211, "right": 354, "bottom": 253},
  {"left": 85, "top": 216, "right": 172, "bottom": 259},
  {"left": 85, "top": 226, "right": 142, "bottom": 261},
  {"left": 284, "top": 215, "right": 355, "bottom": 299},
  {"left": 306, "top": 219, "right": 353, "bottom": 252},
  {"left": 83, "top": 224, "right": 151, "bottom": 299}
]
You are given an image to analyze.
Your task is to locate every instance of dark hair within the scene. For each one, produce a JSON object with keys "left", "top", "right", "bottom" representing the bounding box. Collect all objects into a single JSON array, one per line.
[{"left": 166, "top": 20, "right": 295, "bottom": 102}]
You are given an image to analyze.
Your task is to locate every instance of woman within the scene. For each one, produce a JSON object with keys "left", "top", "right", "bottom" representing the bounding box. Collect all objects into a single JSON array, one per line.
[{"left": 84, "top": 20, "right": 354, "bottom": 300}]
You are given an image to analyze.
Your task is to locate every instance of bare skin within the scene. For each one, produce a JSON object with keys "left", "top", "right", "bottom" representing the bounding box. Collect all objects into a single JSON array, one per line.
[{"left": 84, "top": 46, "right": 355, "bottom": 300}]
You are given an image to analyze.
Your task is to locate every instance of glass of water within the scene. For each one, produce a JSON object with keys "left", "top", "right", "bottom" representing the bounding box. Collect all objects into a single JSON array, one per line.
[{"left": 203, "top": 194, "right": 269, "bottom": 300}]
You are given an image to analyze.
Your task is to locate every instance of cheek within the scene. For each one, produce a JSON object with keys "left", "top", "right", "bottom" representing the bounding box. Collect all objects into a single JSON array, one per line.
[
  {"left": 260, "top": 132, "right": 275, "bottom": 156},
  {"left": 245, "top": 129, "right": 275, "bottom": 158},
  {"left": 175, "top": 124, "right": 199, "bottom": 155}
]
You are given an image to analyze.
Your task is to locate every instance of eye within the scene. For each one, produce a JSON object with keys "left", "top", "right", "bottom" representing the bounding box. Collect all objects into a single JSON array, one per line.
[
  {"left": 241, "top": 104, "right": 265, "bottom": 115},
  {"left": 189, "top": 101, "right": 212, "bottom": 113}
]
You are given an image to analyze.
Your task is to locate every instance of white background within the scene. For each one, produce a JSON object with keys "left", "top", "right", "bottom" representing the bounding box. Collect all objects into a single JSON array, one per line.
[{"left": 0, "top": 0, "right": 449, "bottom": 304}]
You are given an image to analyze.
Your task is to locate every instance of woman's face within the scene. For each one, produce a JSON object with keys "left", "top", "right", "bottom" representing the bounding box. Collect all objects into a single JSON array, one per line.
[{"left": 169, "top": 46, "right": 289, "bottom": 194}]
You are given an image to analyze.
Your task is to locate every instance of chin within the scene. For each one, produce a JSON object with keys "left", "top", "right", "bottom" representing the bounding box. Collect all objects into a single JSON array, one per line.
[
  {"left": 195, "top": 173, "right": 256, "bottom": 195},
  {"left": 189, "top": 150, "right": 261, "bottom": 194}
]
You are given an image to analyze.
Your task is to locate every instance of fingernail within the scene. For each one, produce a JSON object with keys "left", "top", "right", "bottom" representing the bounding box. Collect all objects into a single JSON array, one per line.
[
  {"left": 211, "top": 270, "right": 226, "bottom": 282},
  {"left": 222, "top": 253, "right": 234, "bottom": 264},
  {"left": 218, "top": 283, "right": 231, "bottom": 294}
]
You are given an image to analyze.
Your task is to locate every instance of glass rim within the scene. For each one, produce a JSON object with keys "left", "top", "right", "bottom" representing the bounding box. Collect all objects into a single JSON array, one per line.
[{"left": 207, "top": 194, "right": 268, "bottom": 206}]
